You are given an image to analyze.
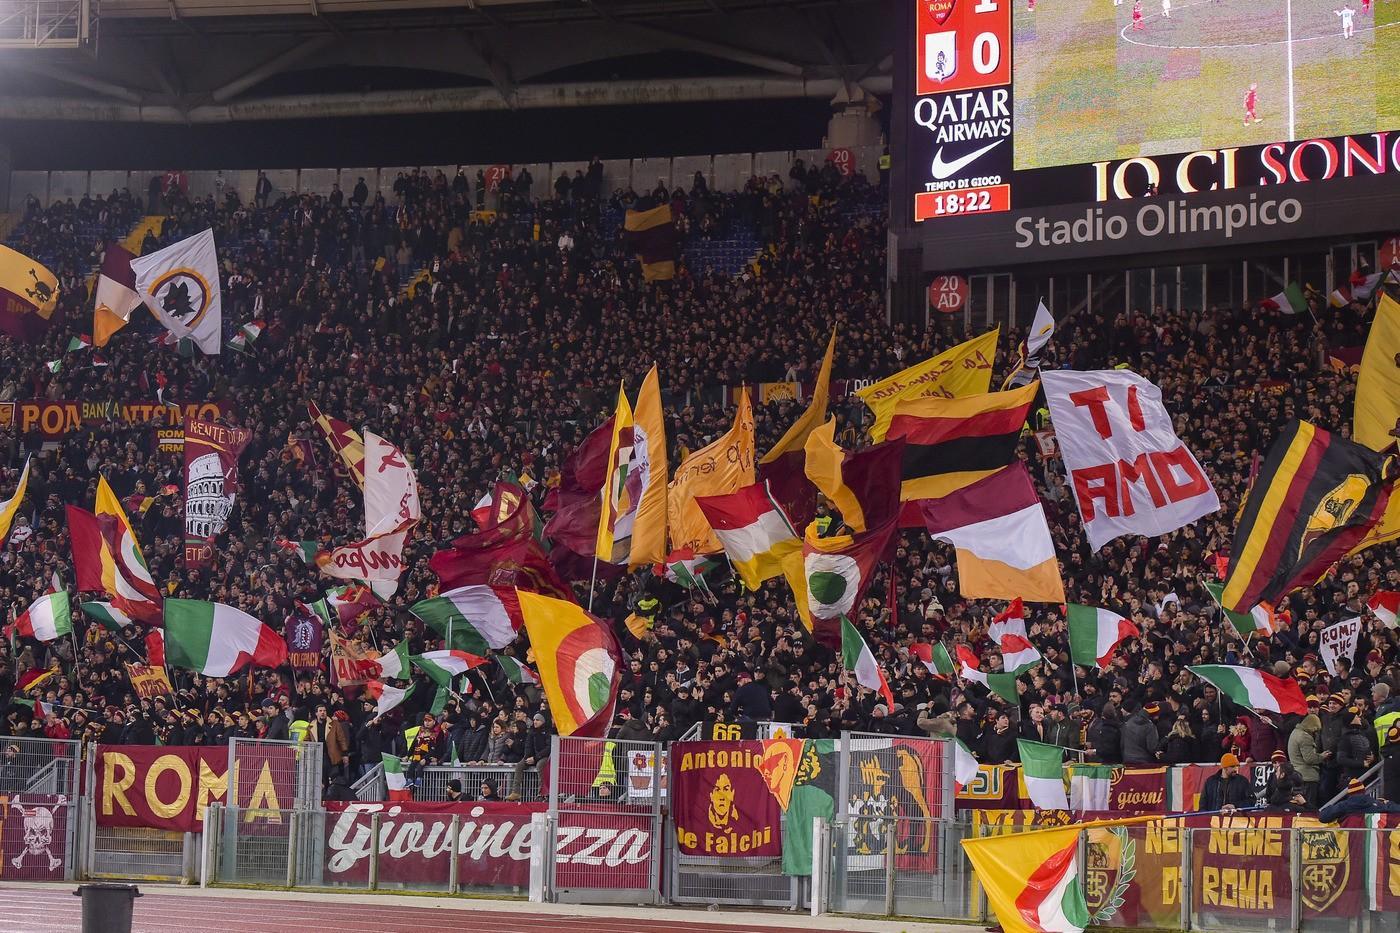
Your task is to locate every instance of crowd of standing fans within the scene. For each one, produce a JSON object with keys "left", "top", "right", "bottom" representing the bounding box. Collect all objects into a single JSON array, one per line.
[{"left": 1, "top": 159, "right": 1397, "bottom": 808}]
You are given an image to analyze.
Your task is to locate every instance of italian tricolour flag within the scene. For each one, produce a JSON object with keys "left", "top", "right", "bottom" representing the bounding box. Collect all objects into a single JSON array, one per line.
[
  {"left": 413, "top": 649, "right": 487, "bottom": 688},
  {"left": 954, "top": 737, "right": 980, "bottom": 790},
  {"left": 12, "top": 592, "right": 72, "bottom": 642},
  {"left": 1066, "top": 604, "right": 1138, "bottom": 669},
  {"left": 1018, "top": 739, "right": 1069, "bottom": 809},
  {"left": 371, "top": 641, "right": 410, "bottom": 680},
  {"left": 163, "top": 599, "right": 287, "bottom": 677},
  {"left": 1188, "top": 663, "right": 1307, "bottom": 715},
  {"left": 382, "top": 753, "right": 412, "bottom": 799},
  {"left": 497, "top": 654, "right": 539, "bottom": 685},
  {"left": 1261, "top": 282, "right": 1307, "bottom": 315},
  {"left": 366, "top": 681, "right": 414, "bottom": 718},
  {"left": 841, "top": 616, "right": 895, "bottom": 709},
  {"left": 1000, "top": 633, "right": 1043, "bottom": 675},
  {"left": 962, "top": 824, "right": 1090, "bottom": 933}
]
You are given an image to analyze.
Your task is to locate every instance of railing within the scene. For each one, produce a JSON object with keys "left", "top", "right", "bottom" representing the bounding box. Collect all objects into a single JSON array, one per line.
[
  {"left": 418, "top": 763, "right": 539, "bottom": 802},
  {"left": 1318, "top": 760, "right": 1383, "bottom": 812},
  {"left": 4, "top": 144, "right": 886, "bottom": 213},
  {"left": 828, "top": 817, "right": 978, "bottom": 921},
  {"left": 350, "top": 764, "right": 385, "bottom": 802},
  {"left": 0, "top": 735, "right": 83, "bottom": 798}
]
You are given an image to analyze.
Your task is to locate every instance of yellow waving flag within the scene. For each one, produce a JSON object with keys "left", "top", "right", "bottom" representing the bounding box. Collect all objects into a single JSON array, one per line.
[
  {"left": 857, "top": 328, "right": 999, "bottom": 441},
  {"left": 963, "top": 824, "right": 1089, "bottom": 933},
  {"left": 96, "top": 475, "right": 148, "bottom": 568},
  {"left": 803, "top": 418, "right": 867, "bottom": 531},
  {"left": 0, "top": 245, "right": 59, "bottom": 340},
  {"left": 0, "top": 457, "right": 31, "bottom": 545},
  {"left": 628, "top": 364, "right": 669, "bottom": 568},
  {"left": 761, "top": 327, "right": 836, "bottom": 465},
  {"left": 595, "top": 382, "right": 635, "bottom": 564},
  {"left": 516, "top": 590, "right": 621, "bottom": 737},
  {"left": 1350, "top": 293, "right": 1400, "bottom": 555},
  {"left": 667, "top": 388, "right": 755, "bottom": 553},
  {"left": 1355, "top": 293, "right": 1400, "bottom": 451}
]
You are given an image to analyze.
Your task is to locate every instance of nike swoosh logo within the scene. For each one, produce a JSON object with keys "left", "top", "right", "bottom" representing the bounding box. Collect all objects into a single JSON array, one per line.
[{"left": 929, "top": 139, "right": 1006, "bottom": 180}]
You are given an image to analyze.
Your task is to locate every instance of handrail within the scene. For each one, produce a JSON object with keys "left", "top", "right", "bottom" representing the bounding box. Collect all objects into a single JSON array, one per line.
[
  {"left": 351, "top": 763, "right": 386, "bottom": 802},
  {"left": 1318, "top": 760, "right": 1384, "bottom": 811}
]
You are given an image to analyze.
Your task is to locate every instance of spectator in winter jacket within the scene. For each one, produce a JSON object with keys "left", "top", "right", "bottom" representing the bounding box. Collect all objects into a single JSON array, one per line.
[
  {"left": 980, "top": 711, "right": 1018, "bottom": 764},
  {"left": 1318, "top": 694, "right": 1348, "bottom": 800},
  {"left": 1044, "top": 706, "right": 1079, "bottom": 749},
  {"left": 511, "top": 712, "right": 552, "bottom": 798},
  {"left": 1159, "top": 716, "right": 1198, "bottom": 765},
  {"left": 1122, "top": 703, "right": 1162, "bottom": 765},
  {"left": 731, "top": 669, "right": 773, "bottom": 721},
  {"left": 1384, "top": 722, "right": 1400, "bottom": 800},
  {"left": 1085, "top": 705, "right": 1122, "bottom": 764},
  {"left": 1198, "top": 754, "right": 1254, "bottom": 812},
  {"left": 1336, "top": 707, "right": 1376, "bottom": 781},
  {"left": 262, "top": 699, "right": 290, "bottom": 741},
  {"left": 478, "top": 720, "right": 508, "bottom": 764},
  {"left": 1264, "top": 751, "right": 1309, "bottom": 811},
  {"left": 1289, "top": 713, "right": 1325, "bottom": 805},
  {"left": 1019, "top": 704, "right": 1051, "bottom": 743}
]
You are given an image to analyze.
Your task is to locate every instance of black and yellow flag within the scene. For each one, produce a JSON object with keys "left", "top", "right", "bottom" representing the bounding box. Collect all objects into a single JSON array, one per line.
[
  {"left": 1223, "top": 420, "right": 1394, "bottom": 613},
  {"left": 623, "top": 204, "right": 677, "bottom": 282},
  {"left": 0, "top": 244, "right": 59, "bottom": 341},
  {"left": 886, "top": 381, "right": 1039, "bottom": 504}
]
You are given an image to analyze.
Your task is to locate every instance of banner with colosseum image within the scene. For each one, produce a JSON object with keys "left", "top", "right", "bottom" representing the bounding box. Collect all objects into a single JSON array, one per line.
[
  {"left": 183, "top": 418, "right": 252, "bottom": 569},
  {"left": 671, "top": 741, "right": 782, "bottom": 857}
]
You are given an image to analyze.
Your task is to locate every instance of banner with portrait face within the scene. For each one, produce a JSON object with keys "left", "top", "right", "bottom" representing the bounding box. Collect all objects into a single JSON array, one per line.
[{"left": 670, "top": 741, "right": 781, "bottom": 857}]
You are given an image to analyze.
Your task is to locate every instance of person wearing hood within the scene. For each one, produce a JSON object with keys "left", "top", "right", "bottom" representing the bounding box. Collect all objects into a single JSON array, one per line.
[
  {"left": 1122, "top": 702, "right": 1161, "bottom": 765},
  {"left": 1288, "top": 712, "right": 1325, "bottom": 806}
]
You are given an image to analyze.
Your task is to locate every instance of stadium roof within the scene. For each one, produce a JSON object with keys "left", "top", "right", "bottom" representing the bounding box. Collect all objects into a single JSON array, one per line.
[{"left": 0, "top": 0, "right": 893, "bottom": 123}]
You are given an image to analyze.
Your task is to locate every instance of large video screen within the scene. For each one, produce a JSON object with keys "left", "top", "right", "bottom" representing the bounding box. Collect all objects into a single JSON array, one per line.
[
  {"left": 899, "top": 0, "right": 1400, "bottom": 267},
  {"left": 1014, "top": 0, "right": 1399, "bottom": 170}
]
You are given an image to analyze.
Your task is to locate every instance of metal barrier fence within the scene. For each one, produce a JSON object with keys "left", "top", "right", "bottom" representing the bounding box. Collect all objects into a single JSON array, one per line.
[
  {"left": 228, "top": 737, "right": 323, "bottom": 811},
  {"left": 546, "top": 735, "right": 664, "bottom": 905},
  {"left": 418, "top": 763, "right": 531, "bottom": 802},
  {"left": 351, "top": 764, "right": 385, "bottom": 802},
  {"left": 0, "top": 735, "right": 83, "bottom": 798},
  {"left": 813, "top": 817, "right": 1400, "bottom": 931},
  {"left": 828, "top": 817, "right": 976, "bottom": 920}
]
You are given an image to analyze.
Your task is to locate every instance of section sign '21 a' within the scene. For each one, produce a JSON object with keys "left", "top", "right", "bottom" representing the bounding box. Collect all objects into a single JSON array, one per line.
[{"left": 912, "top": 0, "right": 1014, "bottom": 222}]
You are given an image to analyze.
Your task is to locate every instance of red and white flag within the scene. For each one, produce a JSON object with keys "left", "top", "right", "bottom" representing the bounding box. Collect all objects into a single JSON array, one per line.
[
  {"left": 1042, "top": 369, "right": 1219, "bottom": 552},
  {"left": 1368, "top": 591, "right": 1398, "bottom": 628}
]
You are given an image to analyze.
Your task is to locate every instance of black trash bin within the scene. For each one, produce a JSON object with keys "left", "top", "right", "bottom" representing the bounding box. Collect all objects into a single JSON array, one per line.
[{"left": 73, "top": 882, "right": 141, "bottom": 933}]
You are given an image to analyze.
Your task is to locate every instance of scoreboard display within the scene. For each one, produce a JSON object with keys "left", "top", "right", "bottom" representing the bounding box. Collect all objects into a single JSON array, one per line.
[{"left": 894, "top": 0, "right": 1400, "bottom": 268}]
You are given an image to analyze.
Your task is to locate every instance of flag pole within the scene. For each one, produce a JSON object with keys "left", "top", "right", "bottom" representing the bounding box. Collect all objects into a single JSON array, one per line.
[{"left": 587, "top": 553, "right": 599, "bottom": 611}]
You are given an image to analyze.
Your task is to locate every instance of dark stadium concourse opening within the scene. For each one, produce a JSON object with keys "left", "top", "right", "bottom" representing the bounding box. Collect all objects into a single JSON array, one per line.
[{"left": 920, "top": 235, "right": 1396, "bottom": 337}]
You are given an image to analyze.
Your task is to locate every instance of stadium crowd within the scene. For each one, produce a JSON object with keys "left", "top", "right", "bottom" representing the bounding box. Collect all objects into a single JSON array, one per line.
[{"left": 0, "top": 161, "right": 1397, "bottom": 810}]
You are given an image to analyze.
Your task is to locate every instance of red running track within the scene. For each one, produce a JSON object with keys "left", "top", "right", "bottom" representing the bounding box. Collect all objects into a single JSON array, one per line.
[{"left": 0, "top": 888, "right": 826, "bottom": 933}]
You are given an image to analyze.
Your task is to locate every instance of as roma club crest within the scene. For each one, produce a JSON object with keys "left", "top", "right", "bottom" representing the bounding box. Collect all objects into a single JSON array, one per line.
[
  {"left": 148, "top": 267, "right": 214, "bottom": 330},
  {"left": 1299, "top": 828, "right": 1349, "bottom": 912}
]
